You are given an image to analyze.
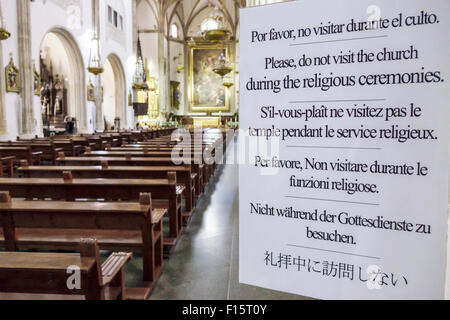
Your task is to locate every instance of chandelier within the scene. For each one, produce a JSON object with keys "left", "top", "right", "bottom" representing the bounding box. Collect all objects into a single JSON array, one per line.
[
  {"left": 0, "top": 2, "right": 10, "bottom": 41},
  {"left": 132, "top": 33, "right": 148, "bottom": 91},
  {"left": 222, "top": 73, "right": 234, "bottom": 88},
  {"left": 201, "top": 1, "right": 230, "bottom": 42},
  {"left": 213, "top": 52, "right": 232, "bottom": 77},
  {"left": 87, "top": 32, "right": 103, "bottom": 75},
  {"left": 132, "top": 32, "right": 150, "bottom": 117}
]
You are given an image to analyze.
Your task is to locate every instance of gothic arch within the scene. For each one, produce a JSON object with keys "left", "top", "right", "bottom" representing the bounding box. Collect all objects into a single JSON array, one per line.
[
  {"left": 39, "top": 27, "right": 87, "bottom": 130},
  {"left": 103, "top": 53, "right": 127, "bottom": 129}
]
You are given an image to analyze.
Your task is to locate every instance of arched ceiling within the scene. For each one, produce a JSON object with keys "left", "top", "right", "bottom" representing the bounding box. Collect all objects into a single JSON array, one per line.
[{"left": 137, "top": 0, "right": 245, "bottom": 38}]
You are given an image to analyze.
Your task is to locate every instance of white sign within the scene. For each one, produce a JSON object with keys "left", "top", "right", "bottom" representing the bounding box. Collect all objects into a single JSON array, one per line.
[{"left": 239, "top": 0, "right": 449, "bottom": 299}]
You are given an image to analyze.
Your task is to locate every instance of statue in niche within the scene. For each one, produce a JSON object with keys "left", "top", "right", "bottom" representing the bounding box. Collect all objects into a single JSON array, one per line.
[
  {"left": 54, "top": 98, "right": 60, "bottom": 117},
  {"left": 39, "top": 53, "right": 67, "bottom": 124}
]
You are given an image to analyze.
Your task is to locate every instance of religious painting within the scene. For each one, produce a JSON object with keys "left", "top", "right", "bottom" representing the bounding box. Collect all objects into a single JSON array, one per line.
[
  {"left": 33, "top": 64, "right": 41, "bottom": 96},
  {"left": 87, "top": 81, "right": 95, "bottom": 101},
  {"left": 189, "top": 45, "right": 230, "bottom": 112},
  {"left": 170, "top": 81, "right": 180, "bottom": 109},
  {"left": 5, "top": 56, "right": 20, "bottom": 94}
]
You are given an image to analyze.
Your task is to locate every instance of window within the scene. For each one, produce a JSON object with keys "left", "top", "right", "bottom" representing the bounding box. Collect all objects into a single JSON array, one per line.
[
  {"left": 170, "top": 23, "right": 179, "bottom": 39},
  {"left": 114, "top": 10, "right": 118, "bottom": 28},
  {"left": 107, "top": 4, "right": 124, "bottom": 33},
  {"left": 108, "top": 6, "right": 112, "bottom": 23}
]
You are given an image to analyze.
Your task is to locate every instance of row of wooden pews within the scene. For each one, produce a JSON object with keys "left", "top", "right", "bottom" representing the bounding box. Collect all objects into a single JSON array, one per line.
[{"left": 0, "top": 127, "right": 231, "bottom": 300}]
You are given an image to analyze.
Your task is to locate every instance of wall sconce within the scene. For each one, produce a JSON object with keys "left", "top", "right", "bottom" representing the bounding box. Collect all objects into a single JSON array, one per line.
[
  {"left": 0, "top": 2, "right": 11, "bottom": 41},
  {"left": 174, "top": 51, "right": 184, "bottom": 73}
]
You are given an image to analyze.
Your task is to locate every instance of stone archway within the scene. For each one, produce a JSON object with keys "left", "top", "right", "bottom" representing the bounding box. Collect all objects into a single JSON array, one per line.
[
  {"left": 102, "top": 54, "right": 127, "bottom": 130},
  {"left": 39, "top": 27, "right": 86, "bottom": 132}
]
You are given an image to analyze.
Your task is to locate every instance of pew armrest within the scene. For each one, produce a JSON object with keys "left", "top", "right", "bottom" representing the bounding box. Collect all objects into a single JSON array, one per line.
[
  {"left": 152, "top": 208, "right": 167, "bottom": 224},
  {"left": 176, "top": 184, "right": 186, "bottom": 196},
  {"left": 101, "top": 252, "right": 132, "bottom": 286}
]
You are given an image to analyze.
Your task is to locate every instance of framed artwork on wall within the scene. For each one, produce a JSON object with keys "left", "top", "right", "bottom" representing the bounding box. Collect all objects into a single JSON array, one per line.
[
  {"left": 5, "top": 55, "right": 20, "bottom": 94},
  {"left": 189, "top": 44, "right": 230, "bottom": 113},
  {"left": 33, "top": 64, "right": 41, "bottom": 96},
  {"left": 170, "top": 81, "right": 180, "bottom": 109},
  {"left": 87, "top": 81, "right": 95, "bottom": 101}
]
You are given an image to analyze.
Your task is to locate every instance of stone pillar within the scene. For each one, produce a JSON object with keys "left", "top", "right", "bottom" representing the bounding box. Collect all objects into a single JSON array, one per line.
[
  {"left": 184, "top": 42, "right": 189, "bottom": 115},
  {"left": 92, "top": 0, "right": 104, "bottom": 131},
  {"left": 158, "top": 31, "right": 166, "bottom": 122},
  {"left": 94, "top": 75, "right": 104, "bottom": 131},
  {"left": 17, "top": 0, "right": 35, "bottom": 136}
]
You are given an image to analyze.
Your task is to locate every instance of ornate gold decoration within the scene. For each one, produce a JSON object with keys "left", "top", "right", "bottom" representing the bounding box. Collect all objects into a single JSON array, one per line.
[
  {"left": 87, "top": 67, "right": 104, "bottom": 75},
  {"left": 203, "top": 29, "right": 230, "bottom": 42},
  {"left": 0, "top": 4, "right": 10, "bottom": 41},
  {"left": 174, "top": 51, "right": 184, "bottom": 73},
  {"left": 33, "top": 62, "right": 41, "bottom": 96},
  {"left": 189, "top": 43, "right": 230, "bottom": 113},
  {"left": 5, "top": 54, "right": 20, "bottom": 93},
  {"left": 0, "top": 28, "right": 10, "bottom": 41},
  {"left": 222, "top": 72, "right": 234, "bottom": 88},
  {"left": 87, "top": 80, "right": 95, "bottom": 101},
  {"left": 213, "top": 52, "right": 232, "bottom": 77},
  {"left": 201, "top": 1, "right": 231, "bottom": 42},
  {"left": 213, "top": 66, "right": 232, "bottom": 77}
]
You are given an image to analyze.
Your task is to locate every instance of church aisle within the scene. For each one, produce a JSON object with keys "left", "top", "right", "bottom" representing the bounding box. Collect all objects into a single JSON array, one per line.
[{"left": 148, "top": 139, "right": 239, "bottom": 299}]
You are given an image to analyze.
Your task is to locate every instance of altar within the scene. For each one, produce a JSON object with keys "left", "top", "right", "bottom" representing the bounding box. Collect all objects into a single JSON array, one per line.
[{"left": 192, "top": 117, "right": 221, "bottom": 128}]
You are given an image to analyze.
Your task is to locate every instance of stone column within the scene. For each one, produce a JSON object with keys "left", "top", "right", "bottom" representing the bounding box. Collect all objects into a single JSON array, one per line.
[
  {"left": 183, "top": 42, "right": 189, "bottom": 114},
  {"left": 158, "top": 31, "right": 166, "bottom": 122},
  {"left": 94, "top": 75, "right": 104, "bottom": 131},
  {"left": 92, "top": 0, "right": 104, "bottom": 131},
  {"left": 17, "top": 0, "right": 35, "bottom": 136}
]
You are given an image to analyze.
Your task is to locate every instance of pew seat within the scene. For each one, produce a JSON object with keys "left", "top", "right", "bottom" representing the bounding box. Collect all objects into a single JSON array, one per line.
[
  {"left": 0, "top": 193, "right": 166, "bottom": 299},
  {"left": 0, "top": 239, "right": 132, "bottom": 300},
  {"left": 0, "top": 147, "right": 42, "bottom": 165},
  {"left": 0, "top": 175, "right": 183, "bottom": 249}
]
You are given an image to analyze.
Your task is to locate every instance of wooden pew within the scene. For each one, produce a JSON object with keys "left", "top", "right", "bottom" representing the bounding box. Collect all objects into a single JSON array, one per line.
[
  {"left": 83, "top": 149, "right": 215, "bottom": 183},
  {"left": 0, "top": 175, "right": 184, "bottom": 248},
  {"left": 18, "top": 163, "right": 197, "bottom": 220},
  {"left": 57, "top": 155, "right": 206, "bottom": 195},
  {"left": 19, "top": 138, "right": 84, "bottom": 156},
  {"left": 85, "top": 149, "right": 205, "bottom": 158},
  {"left": 0, "top": 237, "right": 131, "bottom": 300},
  {"left": 0, "top": 141, "right": 63, "bottom": 165},
  {"left": 1, "top": 156, "right": 14, "bottom": 177},
  {"left": 0, "top": 147, "right": 42, "bottom": 165},
  {"left": 0, "top": 192, "right": 162, "bottom": 299}
]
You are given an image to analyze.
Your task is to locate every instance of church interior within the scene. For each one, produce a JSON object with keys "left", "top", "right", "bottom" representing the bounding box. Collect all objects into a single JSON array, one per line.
[
  {"left": 0, "top": 0, "right": 303, "bottom": 300},
  {"left": 0, "top": 0, "right": 448, "bottom": 302}
]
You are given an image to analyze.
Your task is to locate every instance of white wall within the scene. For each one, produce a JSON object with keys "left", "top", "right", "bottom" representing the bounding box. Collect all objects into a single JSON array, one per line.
[
  {"left": 0, "top": 0, "right": 134, "bottom": 139},
  {"left": 1, "top": 0, "right": 20, "bottom": 140},
  {"left": 102, "top": 58, "right": 116, "bottom": 128}
]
